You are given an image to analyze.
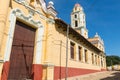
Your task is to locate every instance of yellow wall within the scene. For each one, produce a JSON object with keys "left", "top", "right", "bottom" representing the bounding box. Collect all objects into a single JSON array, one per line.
[
  {"left": 47, "top": 24, "right": 106, "bottom": 70},
  {"left": 0, "top": 0, "right": 106, "bottom": 80},
  {"left": 0, "top": 0, "right": 55, "bottom": 79}
]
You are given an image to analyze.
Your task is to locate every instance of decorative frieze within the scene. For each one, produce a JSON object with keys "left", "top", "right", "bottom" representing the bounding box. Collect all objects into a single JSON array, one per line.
[
  {"left": 13, "top": 0, "right": 57, "bottom": 28},
  {"left": 14, "top": 0, "right": 47, "bottom": 20},
  {"left": 11, "top": 8, "right": 41, "bottom": 27}
]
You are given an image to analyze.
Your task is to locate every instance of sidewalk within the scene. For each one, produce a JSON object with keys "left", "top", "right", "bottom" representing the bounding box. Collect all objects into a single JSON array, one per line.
[{"left": 67, "top": 71, "right": 120, "bottom": 80}]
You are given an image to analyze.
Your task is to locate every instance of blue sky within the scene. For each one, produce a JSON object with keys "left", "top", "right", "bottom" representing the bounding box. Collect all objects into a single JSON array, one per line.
[{"left": 46, "top": 0, "right": 120, "bottom": 56}]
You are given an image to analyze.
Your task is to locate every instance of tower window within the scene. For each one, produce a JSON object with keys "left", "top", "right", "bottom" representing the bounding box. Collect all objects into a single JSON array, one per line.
[
  {"left": 75, "top": 14, "right": 77, "bottom": 18},
  {"left": 75, "top": 7, "right": 77, "bottom": 11},
  {"left": 75, "top": 20, "right": 78, "bottom": 27}
]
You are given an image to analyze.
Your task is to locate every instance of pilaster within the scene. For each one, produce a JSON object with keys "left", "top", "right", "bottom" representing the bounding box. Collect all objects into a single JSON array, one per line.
[
  {"left": 82, "top": 47, "right": 85, "bottom": 62},
  {"left": 0, "top": 0, "right": 10, "bottom": 56},
  {"left": 0, "top": 0, "right": 10, "bottom": 79},
  {"left": 76, "top": 44, "right": 79, "bottom": 61},
  {"left": 42, "top": 62, "right": 54, "bottom": 80},
  {"left": 45, "top": 17, "right": 55, "bottom": 62}
]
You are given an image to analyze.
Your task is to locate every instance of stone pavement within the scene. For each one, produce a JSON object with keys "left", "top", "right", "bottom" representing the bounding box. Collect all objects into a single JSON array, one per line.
[{"left": 77, "top": 71, "right": 120, "bottom": 80}]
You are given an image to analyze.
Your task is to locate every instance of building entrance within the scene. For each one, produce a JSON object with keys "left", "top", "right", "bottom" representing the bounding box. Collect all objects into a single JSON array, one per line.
[{"left": 8, "top": 21, "right": 36, "bottom": 80}]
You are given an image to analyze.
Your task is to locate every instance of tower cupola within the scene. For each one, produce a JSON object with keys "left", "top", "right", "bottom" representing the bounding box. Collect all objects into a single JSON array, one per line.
[
  {"left": 71, "top": 3, "right": 88, "bottom": 38},
  {"left": 73, "top": 3, "right": 83, "bottom": 12}
]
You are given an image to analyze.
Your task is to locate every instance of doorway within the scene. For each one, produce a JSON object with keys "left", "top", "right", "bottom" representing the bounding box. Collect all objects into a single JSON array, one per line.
[{"left": 8, "top": 21, "right": 36, "bottom": 80}]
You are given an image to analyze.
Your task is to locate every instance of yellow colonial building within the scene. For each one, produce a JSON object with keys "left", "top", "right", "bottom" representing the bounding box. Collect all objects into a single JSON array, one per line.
[{"left": 0, "top": 0, "right": 106, "bottom": 80}]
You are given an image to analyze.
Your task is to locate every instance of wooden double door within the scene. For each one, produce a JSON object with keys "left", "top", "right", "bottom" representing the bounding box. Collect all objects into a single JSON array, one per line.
[{"left": 8, "top": 21, "right": 36, "bottom": 80}]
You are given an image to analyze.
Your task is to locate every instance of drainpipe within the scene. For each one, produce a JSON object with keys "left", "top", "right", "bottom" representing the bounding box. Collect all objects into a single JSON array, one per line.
[{"left": 65, "top": 24, "right": 69, "bottom": 80}]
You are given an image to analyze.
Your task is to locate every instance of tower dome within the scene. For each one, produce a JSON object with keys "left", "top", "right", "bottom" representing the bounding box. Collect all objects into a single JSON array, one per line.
[
  {"left": 73, "top": 3, "right": 83, "bottom": 12},
  {"left": 75, "top": 3, "right": 81, "bottom": 7}
]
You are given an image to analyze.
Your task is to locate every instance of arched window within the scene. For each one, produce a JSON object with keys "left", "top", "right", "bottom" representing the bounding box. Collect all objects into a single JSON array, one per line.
[
  {"left": 78, "top": 46, "right": 82, "bottom": 61},
  {"left": 75, "top": 7, "right": 77, "bottom": 11},
  {"left": 75, "top": 14, "right": 77, "bottom": 18},
  {"left": 85, "top": 49, "right": 88, "bottom": 63},
  {"left": 70, "top": 42, "right": 75, "bottom": 59},
  {"left": 75, "top": 20, "right": 78, "bottom": 27},
  {"left": 92, "top": 53, "right": 94, "bottom": 64}
]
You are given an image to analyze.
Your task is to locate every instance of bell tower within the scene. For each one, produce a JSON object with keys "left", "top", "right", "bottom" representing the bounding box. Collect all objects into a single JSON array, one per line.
[{"left": 71, "top": 3, "right": 88, "bottom": 38}]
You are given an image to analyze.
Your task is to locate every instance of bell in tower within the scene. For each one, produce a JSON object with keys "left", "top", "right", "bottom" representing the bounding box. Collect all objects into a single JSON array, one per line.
[{"left": 71, "top": 3, "right": 88, "bottom": 38}]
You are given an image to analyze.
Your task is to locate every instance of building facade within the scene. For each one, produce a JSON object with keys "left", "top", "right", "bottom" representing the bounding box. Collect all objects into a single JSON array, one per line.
[{"left": 0, "top": 0, "right": 106, "bottom": 80}]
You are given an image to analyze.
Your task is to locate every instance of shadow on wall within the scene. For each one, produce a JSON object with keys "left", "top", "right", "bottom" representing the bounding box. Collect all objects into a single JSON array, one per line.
[{"left": 100, "top": 71, "right": 120, "bottom": 80}]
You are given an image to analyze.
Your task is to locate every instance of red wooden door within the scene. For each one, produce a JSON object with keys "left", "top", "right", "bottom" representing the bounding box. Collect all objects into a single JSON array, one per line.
[{"left": 8, "top": 21, "right": 36, "bottom": 80}]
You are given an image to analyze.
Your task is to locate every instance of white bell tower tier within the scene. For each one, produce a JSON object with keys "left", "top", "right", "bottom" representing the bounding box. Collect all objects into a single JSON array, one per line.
[{"left": 71, "top": 3, "right": 88, "bottom": 38}]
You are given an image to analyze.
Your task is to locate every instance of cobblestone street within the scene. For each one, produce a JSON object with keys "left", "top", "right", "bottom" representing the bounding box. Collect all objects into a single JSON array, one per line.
[{"left": 77, "top": 71, "right": 120, "bottom": 80}]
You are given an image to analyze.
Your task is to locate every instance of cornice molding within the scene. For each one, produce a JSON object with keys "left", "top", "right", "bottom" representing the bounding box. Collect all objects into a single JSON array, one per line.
[
  {"left": 13, "top": 1, "right": 56, "bottom": 25},
  {"left": 14, "top": 0, "right": 47, "bottom": 19},
  {"left": 11, "top": 8, "right": 42, "bottom": 27}
]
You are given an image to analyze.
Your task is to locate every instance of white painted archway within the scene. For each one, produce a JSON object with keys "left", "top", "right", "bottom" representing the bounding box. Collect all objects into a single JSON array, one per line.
[{"left": 4, "top": 8, "right": 44, "bottom": 64}]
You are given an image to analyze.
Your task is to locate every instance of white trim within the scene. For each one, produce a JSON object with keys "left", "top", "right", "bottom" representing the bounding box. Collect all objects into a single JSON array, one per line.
[
  {"left": 35, "top": 26, "right": 44, "bottom": 64},
  {"left": 4, "top": 8, "right": 44, "bottom": 64},
  {"left": 4, "top": 12, "right": 16, "bottom": 62}
]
